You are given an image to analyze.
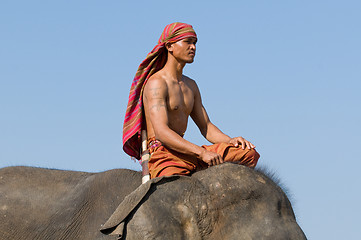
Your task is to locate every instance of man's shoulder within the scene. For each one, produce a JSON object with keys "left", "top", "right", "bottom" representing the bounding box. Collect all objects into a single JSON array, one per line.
[
  {"left": 182, "top": 75, "right": 198, "bottom": 89},
  {"left": 182, "top": 74, "right": 196, "bottom": 83},
  {"left": 144, "top": 73, "right": 168, "bottom": 96},
  {"left": 146, "top": 72, "right": 167, "bottom": 86}
]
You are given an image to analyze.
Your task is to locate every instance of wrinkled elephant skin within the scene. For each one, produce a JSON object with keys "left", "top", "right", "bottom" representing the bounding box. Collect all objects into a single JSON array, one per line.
[{"left": 0, "top": 163, "right": 306, "bottom": 239}]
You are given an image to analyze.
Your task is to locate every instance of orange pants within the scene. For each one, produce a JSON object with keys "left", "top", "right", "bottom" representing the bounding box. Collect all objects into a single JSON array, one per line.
[{"left": 148, "top": 139, "right": 260, "bottom": 179}]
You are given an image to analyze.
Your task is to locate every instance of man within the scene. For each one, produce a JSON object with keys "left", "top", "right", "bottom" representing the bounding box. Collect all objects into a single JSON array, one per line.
[{"left": 123, "top": 22, "right": 259, "bottom": 179}]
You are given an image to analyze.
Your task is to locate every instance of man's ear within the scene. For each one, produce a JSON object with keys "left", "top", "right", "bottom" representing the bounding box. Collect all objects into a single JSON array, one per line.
[{"left": 166, "top": 42, "right": 173, "bottom": 52}]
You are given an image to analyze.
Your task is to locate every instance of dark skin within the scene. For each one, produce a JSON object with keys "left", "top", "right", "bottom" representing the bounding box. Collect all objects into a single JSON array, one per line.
[{"left": 143, "top": 37, "right": 255, "bottom": 166}]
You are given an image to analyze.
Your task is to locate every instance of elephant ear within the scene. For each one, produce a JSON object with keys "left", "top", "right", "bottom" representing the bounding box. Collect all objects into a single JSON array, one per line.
[{"left": 100, "top": 175, "right": 178, "bottom": 238}]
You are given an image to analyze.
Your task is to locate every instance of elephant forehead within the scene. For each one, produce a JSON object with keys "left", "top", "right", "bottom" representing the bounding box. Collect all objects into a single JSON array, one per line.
[
  {"left": 193, "top": 164, "right": 276, "bottom": 201},
  {"left": 189, "top": 165, "right": 304, "bottom": 239}
]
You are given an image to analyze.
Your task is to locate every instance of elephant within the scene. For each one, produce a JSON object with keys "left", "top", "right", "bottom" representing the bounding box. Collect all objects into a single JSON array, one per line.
[{"left": 0, "top": 163, "right": 306, "bottom": 239}]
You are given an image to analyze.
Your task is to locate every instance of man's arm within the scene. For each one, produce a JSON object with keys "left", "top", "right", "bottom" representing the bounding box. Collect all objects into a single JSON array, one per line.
[
  {"left": 143, "top": 78, "right": 223, "bottom": 165},
  {"left": 190, "top": 80, "right": 255, "bottom": 150},
  {"left": 189, "top": 80, "right": 231, "bottom": 143}
]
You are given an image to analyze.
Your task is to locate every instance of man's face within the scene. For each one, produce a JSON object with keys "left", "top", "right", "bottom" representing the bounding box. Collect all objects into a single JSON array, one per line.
[{"left": 168, "top": 37, "right": 197, "bottom": 63}]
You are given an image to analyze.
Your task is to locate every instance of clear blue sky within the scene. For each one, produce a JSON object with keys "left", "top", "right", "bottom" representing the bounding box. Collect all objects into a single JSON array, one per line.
[{"left": 1, "top": 1, "right": 360, "bottom": 239}]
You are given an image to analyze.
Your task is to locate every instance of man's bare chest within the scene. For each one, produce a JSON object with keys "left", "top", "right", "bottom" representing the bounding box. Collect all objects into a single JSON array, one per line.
[{"left": 167, "top": 82, "right": 194, "bottom": 114}]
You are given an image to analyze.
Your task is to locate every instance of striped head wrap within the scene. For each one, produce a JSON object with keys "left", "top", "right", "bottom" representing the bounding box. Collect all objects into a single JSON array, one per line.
[{"left": 123, "top": 22, "right": 197, "bottom": 159}]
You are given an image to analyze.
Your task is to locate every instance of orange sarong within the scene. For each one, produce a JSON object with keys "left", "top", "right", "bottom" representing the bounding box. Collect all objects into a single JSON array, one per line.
[{"left": 148, "top": 138, "right": 260, "bottom": 179}]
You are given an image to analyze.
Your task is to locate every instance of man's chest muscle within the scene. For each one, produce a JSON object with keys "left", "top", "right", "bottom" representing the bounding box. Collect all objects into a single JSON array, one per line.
[{"left": 167, "top": 83, "right": 194, "bottom": 114}]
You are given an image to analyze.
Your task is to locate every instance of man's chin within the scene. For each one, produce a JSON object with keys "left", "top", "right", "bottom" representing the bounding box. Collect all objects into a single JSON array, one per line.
[{"left": 186, "top": 58, "right": 195, "bottom": 64}]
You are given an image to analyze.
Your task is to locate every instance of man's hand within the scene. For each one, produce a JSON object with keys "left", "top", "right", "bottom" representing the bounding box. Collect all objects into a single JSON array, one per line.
[
  {"left": 229, "top": 137, "right": 255, "bottom": 150},
  {"left": 199, "top": 149, "right": 224, "bottom": 166}
]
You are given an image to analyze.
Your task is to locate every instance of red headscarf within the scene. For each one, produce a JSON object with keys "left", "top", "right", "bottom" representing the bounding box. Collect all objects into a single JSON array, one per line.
[{"left": 123, "top": 22, "right": 197, "bottom": 159}]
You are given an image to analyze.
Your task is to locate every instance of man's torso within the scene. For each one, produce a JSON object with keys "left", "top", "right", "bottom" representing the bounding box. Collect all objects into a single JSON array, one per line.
[{"left": 143, "top": 72, "right": 196, "bottom": 139}]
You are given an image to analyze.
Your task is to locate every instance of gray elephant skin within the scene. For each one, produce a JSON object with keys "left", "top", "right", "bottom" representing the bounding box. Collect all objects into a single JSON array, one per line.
[{"left": 0, "top": 163, "right": 306, "bottom": 239}]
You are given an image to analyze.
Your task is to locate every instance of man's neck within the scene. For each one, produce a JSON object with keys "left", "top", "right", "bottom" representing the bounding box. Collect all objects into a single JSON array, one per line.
[{"left": 163, "top": 56, "right": 186, "bottom": 81}]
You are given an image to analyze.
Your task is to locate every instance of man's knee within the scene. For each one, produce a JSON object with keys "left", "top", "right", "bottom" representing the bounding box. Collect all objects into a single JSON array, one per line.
[
  {"left": 229, "top": 147, "right": 260, "bottom": 168},
  {"left": 245, "top": 148, "right": 260, "bottom": 168},
  {"left": 249, "top": 148, "right": 260, "bottom": 159}
]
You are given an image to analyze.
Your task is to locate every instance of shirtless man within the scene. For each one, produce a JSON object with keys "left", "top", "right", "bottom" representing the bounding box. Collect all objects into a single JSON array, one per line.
[{"left": 123, "top": 22, "right": 259, "bottom": 179}]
